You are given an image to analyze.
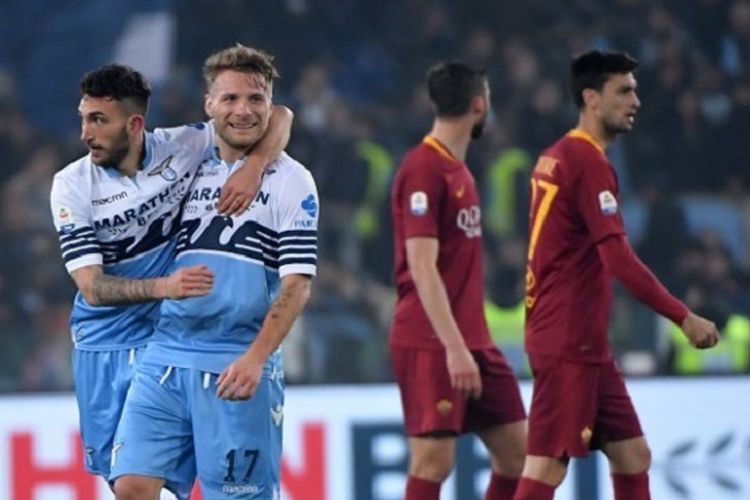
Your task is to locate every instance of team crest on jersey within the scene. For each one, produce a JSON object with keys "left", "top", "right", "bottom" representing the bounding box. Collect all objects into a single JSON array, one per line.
[
  {"left": 410, "top": 191, "right": 428, "bottom": 216},
  {"left": 148, "top": 155, "right": 177, "bottom": 181},
  {"left": 301, "top": 194, "right": 318, "bottom": 218},
  {"left": 598, "top": 190, "right": 618, "bottom": 215},
  {"left": 436, "top": 399, "right": 453, "bottom": 415}
]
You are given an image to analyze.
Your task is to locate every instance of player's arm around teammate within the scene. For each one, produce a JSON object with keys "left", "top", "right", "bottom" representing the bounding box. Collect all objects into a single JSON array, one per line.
[
  {"left": 66, "top": 103, "right": 292, "bottom": 307},
  {"left": 218, "top": 104, "right": 293, "bottom": 214}
]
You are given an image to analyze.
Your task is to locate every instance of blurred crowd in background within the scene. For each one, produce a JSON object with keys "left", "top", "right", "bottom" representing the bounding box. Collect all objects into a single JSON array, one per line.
[{"left": 1, "top": 0, "right": 749, "bottom": 392}]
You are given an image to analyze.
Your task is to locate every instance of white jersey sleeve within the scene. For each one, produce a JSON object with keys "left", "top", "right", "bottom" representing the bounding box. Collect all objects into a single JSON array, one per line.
[
  {"left": 50, "top": 170, "right": 102, "bottom": 272},
  {"left": 274, "top": 162, "right": 319, "bottom": 278},
  {"left": 151, "top": 121, "right": 215, "bottom": 161}
]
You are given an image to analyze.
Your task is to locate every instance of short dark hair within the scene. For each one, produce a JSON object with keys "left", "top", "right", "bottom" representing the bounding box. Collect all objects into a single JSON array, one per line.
[
  {"left": 426, "top": 62, "right": 487, "bottom": 117},
  {"left": 570, "top": 50, "right": 638, "bottom": 109},
  {"left": 80, "top": 64, "right": 151, "bottom": 114}
]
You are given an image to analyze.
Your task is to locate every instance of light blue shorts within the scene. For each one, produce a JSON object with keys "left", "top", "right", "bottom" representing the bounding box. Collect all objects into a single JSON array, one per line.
[
  {"left": 72, "top": 347, "right": 143, "bottom": 478},
  {"left": 111, "top": 356, "right": 285, "bottom": 499},
  {"left": 73, "top": 347, "right": 143, "bottom": 479}
]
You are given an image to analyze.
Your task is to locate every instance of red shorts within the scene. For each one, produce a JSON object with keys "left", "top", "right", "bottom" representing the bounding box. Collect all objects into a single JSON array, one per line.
[
  {"left": 527, "top": 354, "right": 643, "bottom": 458},
  {"left": 390, "top": 345, "right": 526, "bottom": 436}
]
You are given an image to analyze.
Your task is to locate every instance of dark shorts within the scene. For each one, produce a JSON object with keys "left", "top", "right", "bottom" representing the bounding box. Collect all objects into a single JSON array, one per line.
[
  {"left": 390, "top": 345, "right": 526, "bottom": 436},
  {"left": 527, "top": 354, "right": 643, "bottom": 458}
]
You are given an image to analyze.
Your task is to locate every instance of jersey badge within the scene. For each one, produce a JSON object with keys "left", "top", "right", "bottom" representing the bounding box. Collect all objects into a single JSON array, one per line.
[
  {"left": 148, "top": 155, "right": 177, "bottom": 181},
  {"left": 598, "top": 190, "right": 618, "bottom": 215},
  {"left": 436, "top": 399, "right": 453, "bottom": 416},
  {"left": 455, "top": 185, "right": 466, "bottom": 199},
  {"left": 57, "top": 206, "right": 76, "bottom": 234},
  {"left": 301, "top": 194, "right": 318, "bottom": 218},
  {"left": 410, "top": 191, "right": 428, "bottom": 216}
]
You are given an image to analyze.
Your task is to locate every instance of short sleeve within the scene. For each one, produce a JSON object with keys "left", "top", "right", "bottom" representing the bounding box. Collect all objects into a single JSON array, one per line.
[
  {"left": 574, "top": 154, "right": 626, "bottom": 243},
  {"left": 153, "top": 121, "right": 215, "bottom": 159},
  {"left": 398, "top": 160, "right": 446, "bottom": 239},
  {"left": 274, "top": 168, "right": 319, "bottom": 278},
  {"left": 50, "top": 175, "right": 102, "bottom": 272}
]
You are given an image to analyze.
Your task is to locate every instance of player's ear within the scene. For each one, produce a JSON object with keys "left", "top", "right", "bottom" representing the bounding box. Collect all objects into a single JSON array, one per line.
[
  {"left": 127, "top": 114, "right": 145, "bottom": 136},
  {"left": 204, "top": 94, "right": 214, "bottom": 119},
  {"left": 471, "top": 94, "right": 486, "bottom": 115},
  {"left": 582, "top": 88, "right": 599, "bottom": 110}
]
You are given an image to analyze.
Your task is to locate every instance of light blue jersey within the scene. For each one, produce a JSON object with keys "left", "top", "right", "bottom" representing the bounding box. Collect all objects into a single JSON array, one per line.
[
  {"left": 144, "top": 151, "right": 319, "bottom": 373},
  {"left": 50, "top": 122, "right": 215, "bottom": 350},
  {"left": 112, "top": 151, "right": 317, "bottom": 499}
]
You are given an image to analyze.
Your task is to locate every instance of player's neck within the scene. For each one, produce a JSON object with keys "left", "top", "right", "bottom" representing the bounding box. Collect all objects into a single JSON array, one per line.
[
  {"left": 116, "top": 133, "right": 145, "bottom": 177},
  {"left": 576, "top": 114, "right": 614, "bottom": 150},
  {"left": 429, "top": 120, "right": 471, "bottom": 162},
  {"left": 215, "top": 136, "right": 246, "bottom": 163}
]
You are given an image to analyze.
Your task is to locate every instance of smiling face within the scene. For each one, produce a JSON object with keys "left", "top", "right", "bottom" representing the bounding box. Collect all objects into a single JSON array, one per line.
[
  {"left": 78, "top": 95, "right": 135, "bottom": 167},
  {"left": 589, "top": 72, "right": 641, "bottom": 136},
  {"left": 204, "top": 69, "right": 272, "bottom": 159}
]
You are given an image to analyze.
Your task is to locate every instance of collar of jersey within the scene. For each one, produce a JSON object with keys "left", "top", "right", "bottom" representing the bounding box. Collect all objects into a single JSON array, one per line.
[
  {"left": 567, "top": 128, "right": 605, "bottom": 155},
  {"left": 208, "top": 146, "right": 246, "bottom": 172},
  {"left": 423, "top": 135, "right": 459, "bottom": 163}
]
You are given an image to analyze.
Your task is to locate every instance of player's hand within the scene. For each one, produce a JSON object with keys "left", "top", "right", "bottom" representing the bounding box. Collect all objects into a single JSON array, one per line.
[
  {"left": 218, "top": 163, "right": 262, "bottom": 215},
  {"left": 446, "top": 345, "right": 482, "bottom": 400},
  {"left": 216, "top": 352, "right": 264, "bottom": 400},
  {"left": 680, "top": 311, "right": 720, "bottom": 349},
  {"left": 163, "top": 265, "right": 214, "bottom": 299}
]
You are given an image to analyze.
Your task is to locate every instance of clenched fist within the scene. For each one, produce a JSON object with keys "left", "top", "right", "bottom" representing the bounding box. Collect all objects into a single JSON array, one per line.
[{"left": 680, "top": 311, "right": 720, "bottom": 349}]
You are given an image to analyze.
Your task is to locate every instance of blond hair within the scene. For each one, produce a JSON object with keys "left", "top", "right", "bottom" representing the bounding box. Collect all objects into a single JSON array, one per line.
[{"left": 202, "top": 44, "right": 280, "bottom": 89}]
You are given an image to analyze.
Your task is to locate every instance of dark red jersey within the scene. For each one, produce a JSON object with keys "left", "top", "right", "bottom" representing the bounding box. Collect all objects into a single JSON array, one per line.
[
  {"left": 390, "top": 136, "right": 493, "bottom": 350},
  {"left": 525, "top": 130, "right": 626, "bottom": 362}
]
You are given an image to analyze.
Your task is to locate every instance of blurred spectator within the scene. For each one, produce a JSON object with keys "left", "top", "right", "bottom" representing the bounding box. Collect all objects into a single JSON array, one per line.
[
  {"left": 485, "top": 238, "right": 531, "bottom": 377},
  {"left": 636, "top": 180, "right": 692, "bottom": 293}
]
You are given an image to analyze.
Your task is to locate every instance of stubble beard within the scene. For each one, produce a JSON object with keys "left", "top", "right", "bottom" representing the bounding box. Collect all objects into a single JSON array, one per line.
[
  {"left": 471, "top": 118, "right": 486, "bottom": 140},
  {"left": 93, "top": 129, "right": 130, "bottom": 168}
]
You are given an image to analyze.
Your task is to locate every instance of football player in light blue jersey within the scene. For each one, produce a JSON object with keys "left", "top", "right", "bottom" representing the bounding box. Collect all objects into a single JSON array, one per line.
[
  {"left": 49, "top": 64, "right": 293, "bottom": 487},
  {"left": 111, "top": 45, "right": 317, "bottom": 500}
]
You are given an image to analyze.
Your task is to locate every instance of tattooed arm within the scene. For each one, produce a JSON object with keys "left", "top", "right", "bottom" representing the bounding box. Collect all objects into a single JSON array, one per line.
[
  {"left": 216, "top": 274, "right": 312, "bottom": 400},
  {"left": 71, "top": 264, "right": 214, "bottom": 306}
]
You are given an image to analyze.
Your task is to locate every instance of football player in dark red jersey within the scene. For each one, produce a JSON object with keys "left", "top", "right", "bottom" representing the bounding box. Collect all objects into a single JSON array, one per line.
[
  {"left": 390, "top": 62, "right": 527, "bottom": 500},
  {"left": 514, "top": 50, "right": 719, "bottom": 500}
]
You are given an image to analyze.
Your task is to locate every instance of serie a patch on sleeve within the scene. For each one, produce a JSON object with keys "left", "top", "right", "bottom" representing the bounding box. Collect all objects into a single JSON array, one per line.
[
  {"left": 410, "top": 191, "right": 428, "bottom": 216},
  {"left": 57, "top": 206, "right": 76, "bottom": 234},
  {"left": 598, "top": 190, "right": 618, "bottom": 215}
]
